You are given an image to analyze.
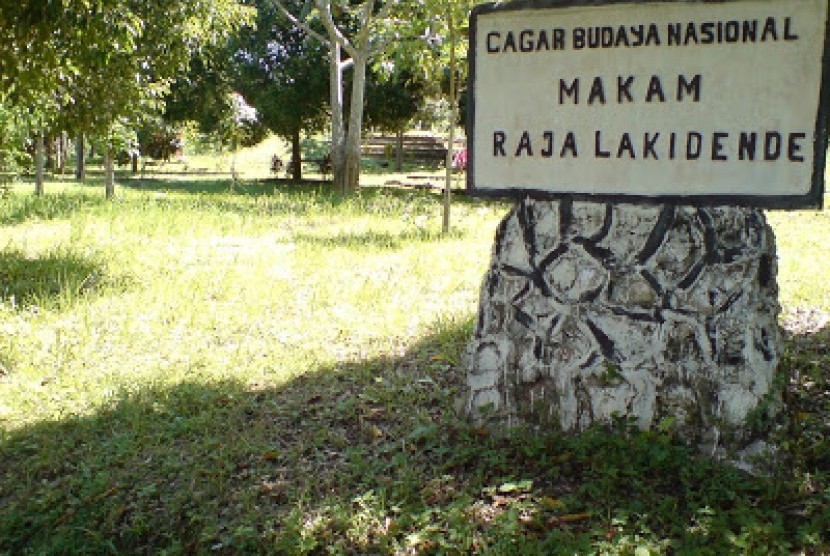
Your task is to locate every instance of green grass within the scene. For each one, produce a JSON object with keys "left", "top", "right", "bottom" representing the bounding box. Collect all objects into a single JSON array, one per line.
[
  {"left": 767, "top": 210, "right": 830, "bottom": 312},
  {"left": 1, "top": 169, "right": 829, "bottom": 555}
]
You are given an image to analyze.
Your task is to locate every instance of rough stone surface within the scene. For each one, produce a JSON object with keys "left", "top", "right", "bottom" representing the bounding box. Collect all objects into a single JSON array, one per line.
[{"left": 465, "top": 199, "right": 781, "bottom": 450}]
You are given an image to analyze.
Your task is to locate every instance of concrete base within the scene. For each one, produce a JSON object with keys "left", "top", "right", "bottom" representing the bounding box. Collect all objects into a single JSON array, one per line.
[{"left": 465, "top": 199, "right": 781, "bottom": 451}]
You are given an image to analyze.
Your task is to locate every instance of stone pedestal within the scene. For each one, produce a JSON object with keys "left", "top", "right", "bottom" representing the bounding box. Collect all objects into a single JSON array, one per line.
[{"left": 465, "top": 199, "right": 781, "bottom": 451}]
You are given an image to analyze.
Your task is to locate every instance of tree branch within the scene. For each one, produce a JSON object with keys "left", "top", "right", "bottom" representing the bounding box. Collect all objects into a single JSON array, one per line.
[
  {"left": 270, "top": 0, "right": 331, "bottom": 48},
  {"left": 328, "top": 47, "right": 354, "bottom": 72},
  {"left": 314, "top": 0, "right": 358, "bottom": 59},
  {"left": 369, "top": 33, "right": 396, "bottom": 57},
  {"left": 364, "top": 0, "right": 402, "bottom": 57},
  {"left": 354, "top": 0, "right": 375, "bottom": 47},
  {"left": 373, "top": 0, "right": 399, "bottom": 25}
]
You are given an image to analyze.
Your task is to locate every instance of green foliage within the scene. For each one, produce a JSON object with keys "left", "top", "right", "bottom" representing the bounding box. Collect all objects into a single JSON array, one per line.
[
  {"left": 137, "top": 119, "right": 182, "bottom": 162},
  {"left": 389, "top": 0, "right": 488, "bottom": 89},
  {"left": 164, "top": 53, "right": 268, "bottom": 151},
  {"left": 234, "top": 0, "right": 330, "bottom": 147},
  {"left": 165, "top": 54, "right": 237, "bottom": 135},
  {"left": 0, "top": 98, "right": 32, "bottom": 180},
  {"left": 0, "top": 0, "right": 255, "bottom": 157},
  {"left": 364, "top": 70, "right": 428, "bottom": 133}
]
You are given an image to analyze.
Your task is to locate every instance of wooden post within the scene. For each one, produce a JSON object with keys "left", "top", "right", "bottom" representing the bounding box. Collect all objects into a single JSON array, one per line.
[{"left": 443, "top": 7, "right": 457, "bottom": 235}]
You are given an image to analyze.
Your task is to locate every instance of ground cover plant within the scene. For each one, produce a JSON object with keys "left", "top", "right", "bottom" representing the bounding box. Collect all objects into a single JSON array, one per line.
[{"left": 1, "top": 167, "right": 829, "bottom": 554}]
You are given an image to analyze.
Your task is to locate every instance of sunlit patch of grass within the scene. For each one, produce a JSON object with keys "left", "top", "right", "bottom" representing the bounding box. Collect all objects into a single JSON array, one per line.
[
  {"left": 768, "top": 206, "right": 830, "bottom": 312},
  {"left": 0, "top": 180, "right": 506, "bottom": 430}
]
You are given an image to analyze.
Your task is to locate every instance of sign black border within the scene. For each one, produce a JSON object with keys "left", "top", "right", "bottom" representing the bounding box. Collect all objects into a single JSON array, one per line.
[{"left": 467, "top": 0, "right": 830, "bottom": 209}]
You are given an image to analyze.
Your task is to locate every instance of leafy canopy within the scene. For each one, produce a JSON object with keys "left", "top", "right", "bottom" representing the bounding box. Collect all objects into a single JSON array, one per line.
[{"left": 0, "top": 0, "right": 253, "bottom": 141}]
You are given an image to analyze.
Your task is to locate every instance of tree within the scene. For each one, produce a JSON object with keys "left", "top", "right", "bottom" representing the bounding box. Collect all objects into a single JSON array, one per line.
[
  {"left": 164, "top": 50, "right": 267, "bottom": 157},
  {"left": 274, "top": 0, "right": 404, "bottom": 192},
  {"left": 165, "top": 55, "right": 239, "bottom": 142},
  {"left": 234, "top": 0, "right": 329, "bottom": 181},
  {"left": 363, "top": 70, "right": 427, "bottom": 172},
  {"left": 389, "top": 0, "right": 486, "bottom": 232},
  {"left": 77, "top": 1, "right": 253, "bottom": 196},
  {"left": 0, "top": 4, "right": 66, "bottom": 115},
  {"left": 1, "top": 1, "right": 253, "bottom": 197},
  {"left": 0, "top": 97, "right": 31, "bottom": 189},
  {"left": 0, "top": 3, "right": 72, "bottom": 195}
]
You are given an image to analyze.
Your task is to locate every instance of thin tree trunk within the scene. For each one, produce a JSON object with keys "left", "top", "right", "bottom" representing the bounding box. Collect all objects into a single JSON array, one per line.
[
  {"left": 45, "top": 134, "right": 54, "bottom": 172},
  {"left": 105, "top": 149, "right": 115, "bottom": 199},
  {"left": 52, "top": 134, "right": 63, "bottom": 174},
  {"left": 230, "top": 139, "right": 238, "bottom": 181},
  {"left": 291, "top": 127, "right": 303, "bottom": 182},
  {"left": 395, "top": 129, "right": 404, "bottom": 172},
  {"left": 330, "top": 44, "right": 347, "bottom": 193},
  {"left": 35, "top": 133, "right": 45, "bottom": 196},
  {"left": 61, "top": 132, "right": 68, "bottom": 174},
  {"left": 443, "top": 8, "right": 457, "bottom": 235},
  {"left": 344, "top": 53, "right": 368, "bottom": 191},
  {"left": 75, "top": 135, "right": 86, "bottom": 180}
]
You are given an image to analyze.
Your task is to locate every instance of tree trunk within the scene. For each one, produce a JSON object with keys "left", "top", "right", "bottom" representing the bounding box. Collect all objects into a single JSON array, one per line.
[
  {"left": 131, "top": 152, "right": 139, "bottom": 174},
  {"left": 105, "top": 149, "right": 115, "bottom": 199},
  {"left": 329, "top": 43, "right": 347, "bottom": 193},
  {"left": 35, "top": 133, "right": 45, "bottom": 196},
  {"left": 45, "top": 134, "right": 54, "bottom": 172},
  {"left": 344, "top": 53, "right": 368, "bottom": 191},
  {"left": 52, "top": 134, "right": 63, "bottom": 174},
  {"left": 58, "top": 131, "right": 69, "bottom": 175},
  {"left": 230, "top": 138, "right": 238, "bottom": 181},
  {"left": 395, "top": 129, "right": 404, "bottom": 172},
  {"left": 291, "top": 127, "right": 303, "bottom": 182},
  {"left": 75, "top": 135, "right": 86, "bottom": 180}
]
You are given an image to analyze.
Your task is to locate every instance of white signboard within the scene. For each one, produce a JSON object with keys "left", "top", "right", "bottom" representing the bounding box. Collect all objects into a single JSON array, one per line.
[{"left": 468, "top": 0, "right": 830, "bottom": 208}]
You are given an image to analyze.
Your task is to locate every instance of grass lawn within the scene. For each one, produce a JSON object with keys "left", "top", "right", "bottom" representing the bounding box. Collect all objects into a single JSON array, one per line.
[{"left": 1, "top": 164, "right": 829, "bottom": 554}]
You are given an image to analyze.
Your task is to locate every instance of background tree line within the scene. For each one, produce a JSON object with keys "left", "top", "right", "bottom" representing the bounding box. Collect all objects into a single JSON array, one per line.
[{"left": 0, "top": 0, "right": 484, "bottom": 196}]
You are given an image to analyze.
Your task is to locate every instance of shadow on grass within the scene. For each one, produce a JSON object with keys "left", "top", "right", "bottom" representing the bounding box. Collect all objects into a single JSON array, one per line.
[
  {"left": 121, "top": 177, "right": 331, "bottom": 196},
  {"left": 121, "top": 174, "right": 482, "bottom": 202},
  {"left": 120, "top": 176, "right": 339, "bottom": 201},
  {"left": 0, "top": 191, "right": 108, "bottom": 225},
  {"left": 4, "top": 175, "right": 494, "bottom": 231},
  {"left": 120, "top": 175, "right": 474, "bottom": 200},
  {"left": 360, "top": 160, "right": 445, "bottom": 176},
  {"left": 294, "top": 228, "right": 462, "bottom": 250},
  {"left": 0, "top": 249, "right": 106, "bottom": 308},
  {"left": 780, "top": 316, "right": 830, "bottom": 475},
  {"left": 1, "top": 319, "right": 828, "bottom": 554}
]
